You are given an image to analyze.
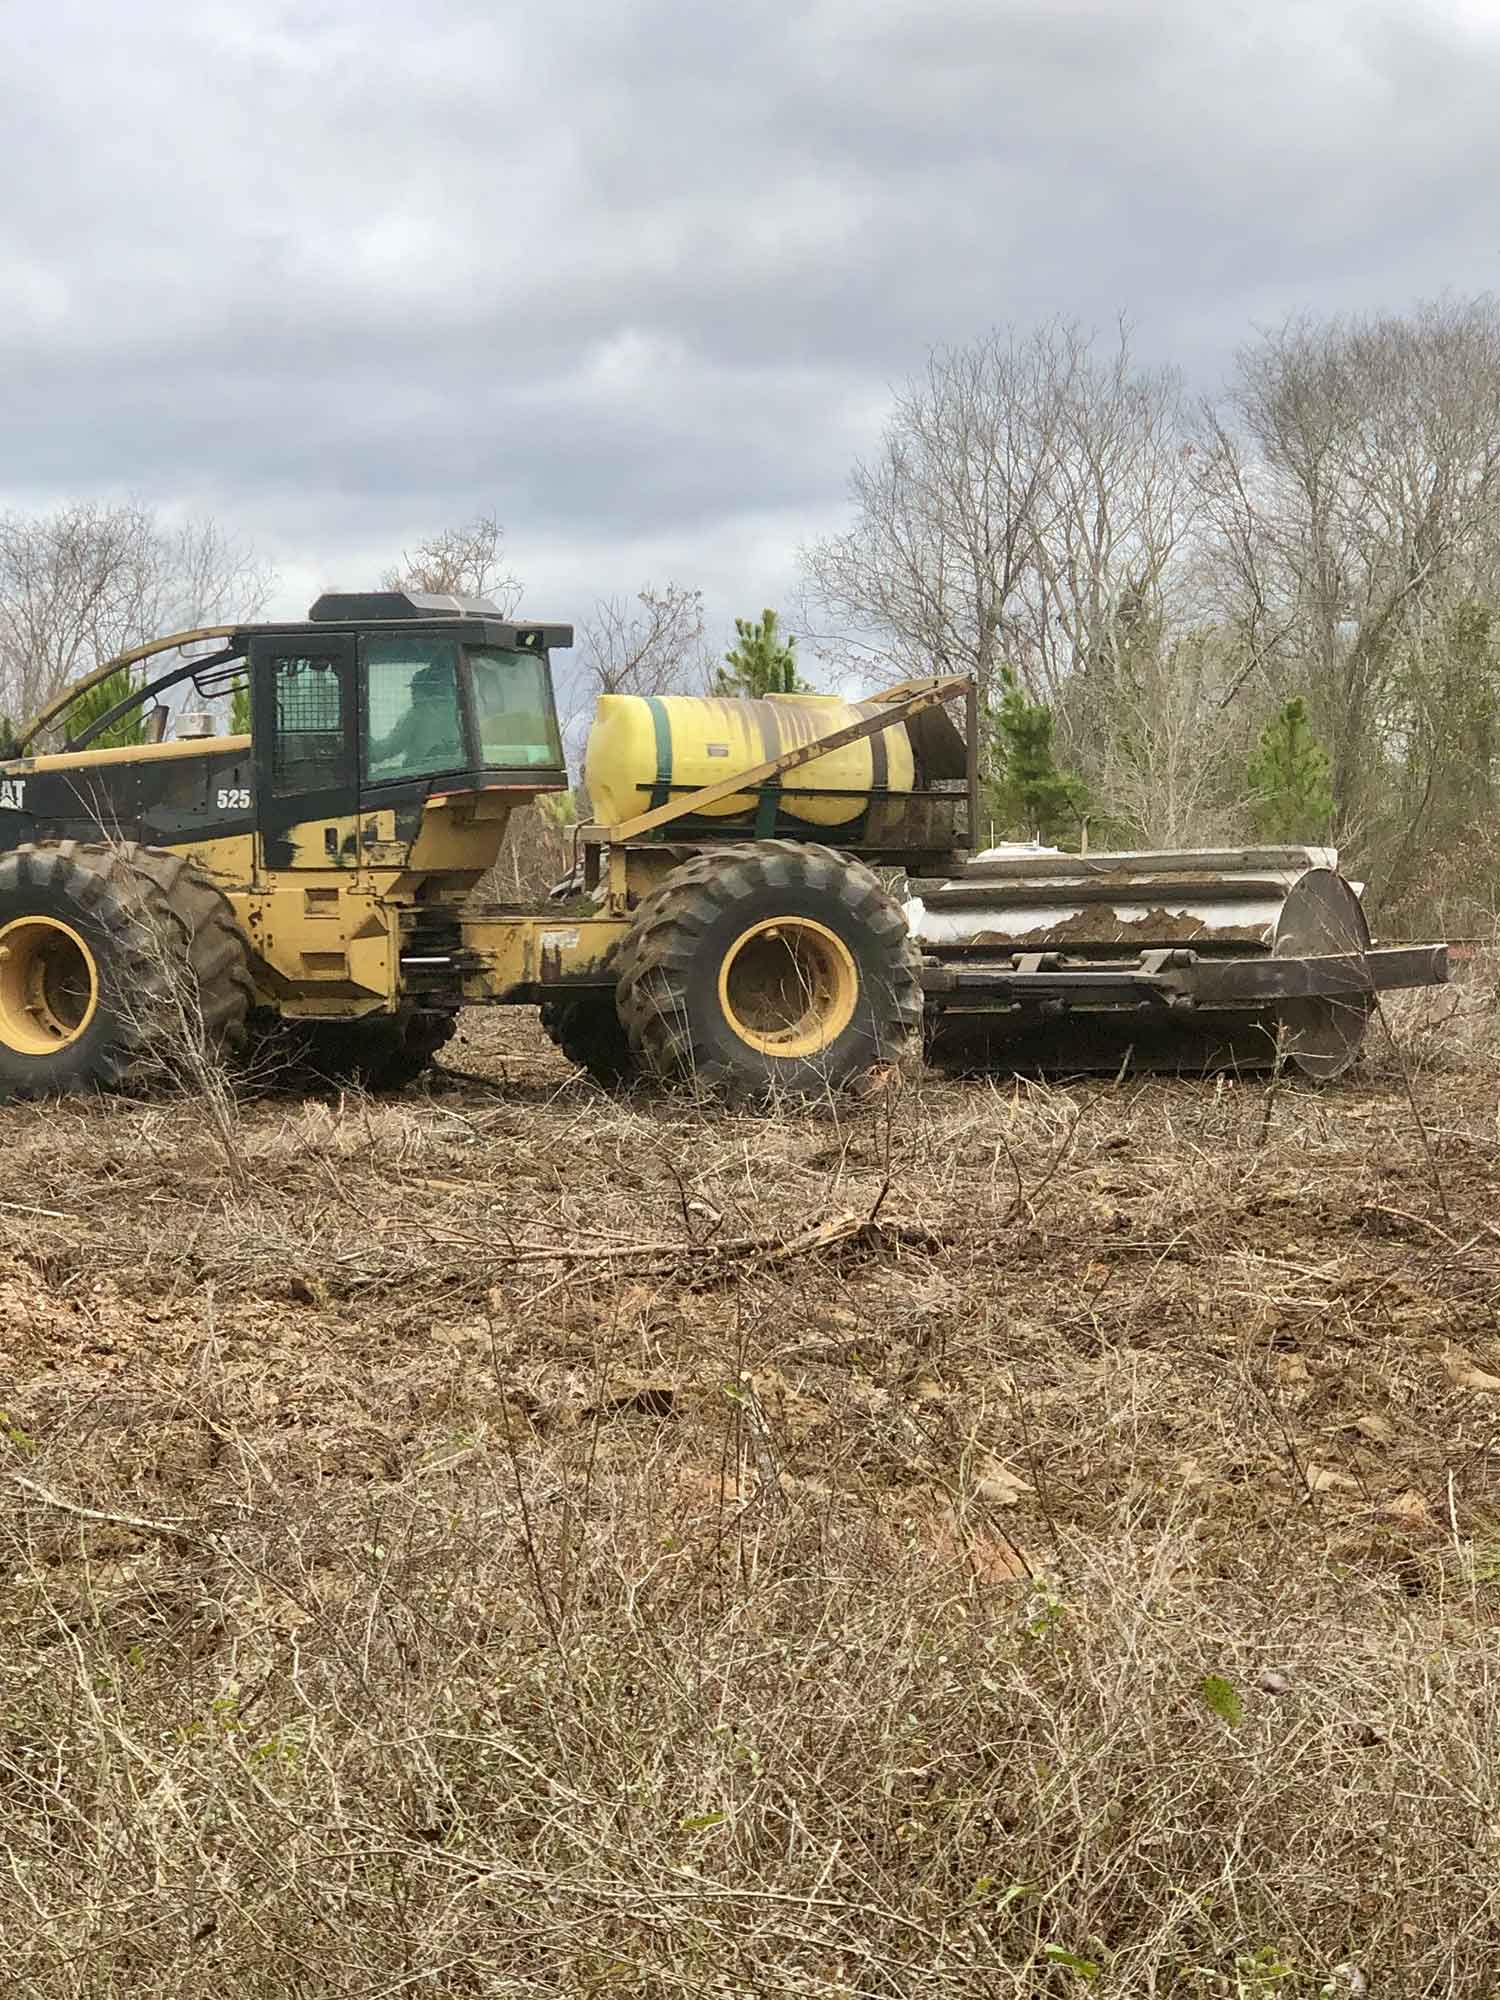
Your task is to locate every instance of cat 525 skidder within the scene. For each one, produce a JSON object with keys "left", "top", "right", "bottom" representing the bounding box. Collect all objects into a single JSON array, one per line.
[{"left": 0, "top": 590, "right": 1447, "bottom": 1100}]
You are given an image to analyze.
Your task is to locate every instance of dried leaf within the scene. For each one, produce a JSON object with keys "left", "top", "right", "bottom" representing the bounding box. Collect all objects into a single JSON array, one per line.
[
  {"left": 1354, "top": 1412, "right": 1394, "bottom": 1444},
  {"left": 974, "top": 1456, "right": 1032, "bottom": 1506},
  {"left": 1308, "top": 1466, "right": 1360, "bottom": 1495},
  {"left": 1383, "top": 1488, "right": 1433, "bottom": 1528},
  {"left": 974, "top": 1474, "right": 1030, "bottom": 1507},
  {"left": 1444, "top": 1348, "right": 1500, "bottom": 1391}
]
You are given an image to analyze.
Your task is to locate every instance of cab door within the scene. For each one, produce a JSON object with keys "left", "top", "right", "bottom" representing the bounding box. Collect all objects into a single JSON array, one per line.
[{"left": 250, "top": 634, "right": 360, "bottom": 872}]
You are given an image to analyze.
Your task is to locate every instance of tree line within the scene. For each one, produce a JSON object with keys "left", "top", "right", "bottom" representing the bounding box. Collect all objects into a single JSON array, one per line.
[{"left": 798, "top": 295, "right": 1500, "bottom": 930}]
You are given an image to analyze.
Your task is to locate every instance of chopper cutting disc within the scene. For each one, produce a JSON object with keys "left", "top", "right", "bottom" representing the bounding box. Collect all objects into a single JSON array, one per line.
[{"left": 1271, "top": 867, "right": 1373, "bottom": 1080}]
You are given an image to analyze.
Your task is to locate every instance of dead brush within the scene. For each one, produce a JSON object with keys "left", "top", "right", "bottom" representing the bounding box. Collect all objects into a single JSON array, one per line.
[
  {"left": 1366, "top": 932, "right": 1500, "bottom": 1081},
  {"left": 3, "top": 1442, "right": 1500, "bottom": 1998},
  {"left": 86, "top": 833, "right": 252, "bottom": 1189},
  {"left": 3, "top": 1009, "right": 1500, "bottom": 1993}
]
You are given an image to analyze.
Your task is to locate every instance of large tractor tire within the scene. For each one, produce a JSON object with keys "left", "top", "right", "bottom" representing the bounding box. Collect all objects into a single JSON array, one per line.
[
  {"left": 615, "top": 840, "right": 923, "bottom": 1099},
  {"left": 538, "top": 994, "right": 636, "bottom": 1085},
  {"left": 285, "top": 1006, "right": 460, "bottom": 1091},
  {"left": 0, "top": 840, "right": 253, "bottom": 1102}
]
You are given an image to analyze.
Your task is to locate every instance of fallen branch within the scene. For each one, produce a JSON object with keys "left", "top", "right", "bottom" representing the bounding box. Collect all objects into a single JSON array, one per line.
[
  {"left": 480, "top": 1210, "right": 946, "bottom": 1277},
  {"left": 4, "top": 1470, "right": 190, "bottom": 1544}
]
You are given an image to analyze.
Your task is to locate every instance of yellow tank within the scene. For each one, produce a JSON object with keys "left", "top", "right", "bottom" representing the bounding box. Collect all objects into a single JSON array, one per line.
[{"left": 584, "top": 693, "right": 916, "bottom": 829}]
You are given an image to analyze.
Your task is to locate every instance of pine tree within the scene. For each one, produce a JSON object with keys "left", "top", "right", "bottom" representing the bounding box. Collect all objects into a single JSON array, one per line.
[
  {"left": 982, "top": 667, "right": 1089, "bottom": 845},
  {"left": 64, "top": 668, "right": 146, "bottom": 751},
  {"left": 715, "top": 608, "right": 807, "bottom": 697},
  {"left": 1246, "top": 697, "right": 1333, "bottom": 840}
]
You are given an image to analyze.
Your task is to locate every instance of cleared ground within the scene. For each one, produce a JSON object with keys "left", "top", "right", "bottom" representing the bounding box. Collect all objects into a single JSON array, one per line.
[{"left": 2, "top": 983, "right": 1498, "bottom": 1997}]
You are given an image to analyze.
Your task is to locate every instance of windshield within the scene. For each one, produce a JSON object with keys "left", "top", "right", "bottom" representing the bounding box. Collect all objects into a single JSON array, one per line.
[
  {"left": 364, "top": 634, "right": 466, "bottom": 782},
  {"left": 468, "top": 646, "right": 563, "bottom": 769}
]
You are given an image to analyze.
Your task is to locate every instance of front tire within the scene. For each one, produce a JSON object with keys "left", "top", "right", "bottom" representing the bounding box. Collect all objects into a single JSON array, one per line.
[
  {"left": 0, "top": 840, "right": 252, "bottom": 1101},
  {"left": 615, "top": 841, "right": 922, "bottom": 1098}
]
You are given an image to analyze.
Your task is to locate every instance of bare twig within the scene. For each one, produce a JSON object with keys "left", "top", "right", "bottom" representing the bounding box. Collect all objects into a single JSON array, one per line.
[{"left": 3, "top": 1470, "right": 189, "bottom": 1543}]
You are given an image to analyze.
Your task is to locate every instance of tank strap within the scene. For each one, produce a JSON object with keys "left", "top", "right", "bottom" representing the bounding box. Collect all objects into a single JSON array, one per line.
[
  {"left": 868, "top": 711, "right": 888, "bottom": 791},
  {"left": 753, "top": 783, "right": 782, "bottom": 838},
  {"left": 643, "top": 697, "right": 673, "bottom": 810}
]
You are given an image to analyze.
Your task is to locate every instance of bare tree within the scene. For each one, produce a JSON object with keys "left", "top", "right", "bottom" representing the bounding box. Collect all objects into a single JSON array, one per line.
[
  {"left": 1194, "top": 298, "right": 1500, "bottom": 851},
  {"left": 799, "top": 324, "right": 1070, "bottom": 698},
  {"left": 801, "top": 295, "right": 1500, "bottom": 880},
  {"left": 575, "top": 585, "right": 706, "bottom": 700},
  {"left": 382, "top": 514, "right": 521, "bottom": 612},
  {"left": 0, "top": 503, "right": 274, "bottom": 725},
  {"left": 1026, "top": 330, "right": 1196, "bottom": 700},
  {"left": 799, "top": 318, "right": 1194, "bottom": 706},
  {"left": 1064, "top": 620, "right": 1246, "bottom": 847},
  {"left": 564, "top": 584, "right": 706, "bottom": 762}
]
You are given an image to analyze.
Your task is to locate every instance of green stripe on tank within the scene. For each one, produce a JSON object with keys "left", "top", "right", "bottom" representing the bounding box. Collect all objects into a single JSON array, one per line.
[{"left": 643, "top": 695, "right": 672, "bottom": 808}]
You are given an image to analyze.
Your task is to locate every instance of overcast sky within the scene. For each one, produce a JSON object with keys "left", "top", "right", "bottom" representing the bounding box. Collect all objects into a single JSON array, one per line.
[{"left": 2, "top": 0, "right": 1498, "bottom": 663}]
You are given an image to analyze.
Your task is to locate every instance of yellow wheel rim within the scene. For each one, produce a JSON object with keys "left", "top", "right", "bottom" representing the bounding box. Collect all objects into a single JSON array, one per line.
[
  {"left": 0, "top": 915, "right": 100, "bottom": 1056},
  {"left": 717, "top": 915, "right": 859, "bottom": 1058}
]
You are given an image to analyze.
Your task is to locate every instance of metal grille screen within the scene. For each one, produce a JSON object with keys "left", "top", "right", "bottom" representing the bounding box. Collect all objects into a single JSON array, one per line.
[{"left": 272, "top": 657, "right": 350, "bottom": 796}]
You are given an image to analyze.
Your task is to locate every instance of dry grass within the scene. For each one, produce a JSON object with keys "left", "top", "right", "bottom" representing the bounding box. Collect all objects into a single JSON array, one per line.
[{"left": 4, "top": 984, "right": 1500, "bottom": 1995}]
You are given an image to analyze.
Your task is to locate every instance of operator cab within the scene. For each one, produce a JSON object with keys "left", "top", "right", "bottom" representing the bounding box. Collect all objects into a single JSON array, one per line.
[
  {"left": 239, "top": 592, "right": 571, "bottom": 871},
  {"left": 252, "top": 591, "right": 568, "bottom": 798}
]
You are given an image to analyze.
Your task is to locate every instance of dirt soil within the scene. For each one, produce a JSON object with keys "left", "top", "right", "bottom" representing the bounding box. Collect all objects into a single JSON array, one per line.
[
  {"left": 3, "top": 986, "right": 1499, "bottom": 1996},
  {"left": 5, "top": 1009, "right": 1497, "bottom": 1553}
]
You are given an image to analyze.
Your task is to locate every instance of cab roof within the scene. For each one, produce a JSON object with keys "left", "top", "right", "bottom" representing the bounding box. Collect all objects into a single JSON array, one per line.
[
  {"left": 230, "top": 591, "right": 572, "bottom": 653},
  {"left": 308, "top": 590, "right": 570, "bottom": 637}
]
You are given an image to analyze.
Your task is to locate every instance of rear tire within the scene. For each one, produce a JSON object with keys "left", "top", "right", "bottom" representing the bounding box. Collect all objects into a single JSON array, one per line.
[
  {"left": 0, "top": 840, "right": 252, "bottom": 1102},
  {"left": 615, "top": 840, "right": 922, "bottom": 1098},
  {"left": 539, "top": 994, "right": 636, "bottom": 1085}
]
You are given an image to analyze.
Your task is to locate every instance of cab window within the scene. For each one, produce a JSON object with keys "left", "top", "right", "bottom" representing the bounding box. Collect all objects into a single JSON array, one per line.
[
  {"left": 270, "top": 654, "right": 351, "bottom": 797},
  {"left": 469, "top": 646, "right": 563, "bottom": 768},
  {"left": 364, "top": 635, "right": 467, "bottom": 782}
]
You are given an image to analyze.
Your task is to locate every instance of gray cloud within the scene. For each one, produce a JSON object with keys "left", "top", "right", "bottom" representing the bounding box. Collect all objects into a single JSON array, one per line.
[{"left": 1, "top": 0, "right": 1498, "bottom": 642}]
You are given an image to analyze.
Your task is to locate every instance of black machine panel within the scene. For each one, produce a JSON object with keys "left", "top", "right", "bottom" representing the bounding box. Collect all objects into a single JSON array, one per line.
[{"left": 0, "top": 745, "right": 258, "bottom": 860}]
